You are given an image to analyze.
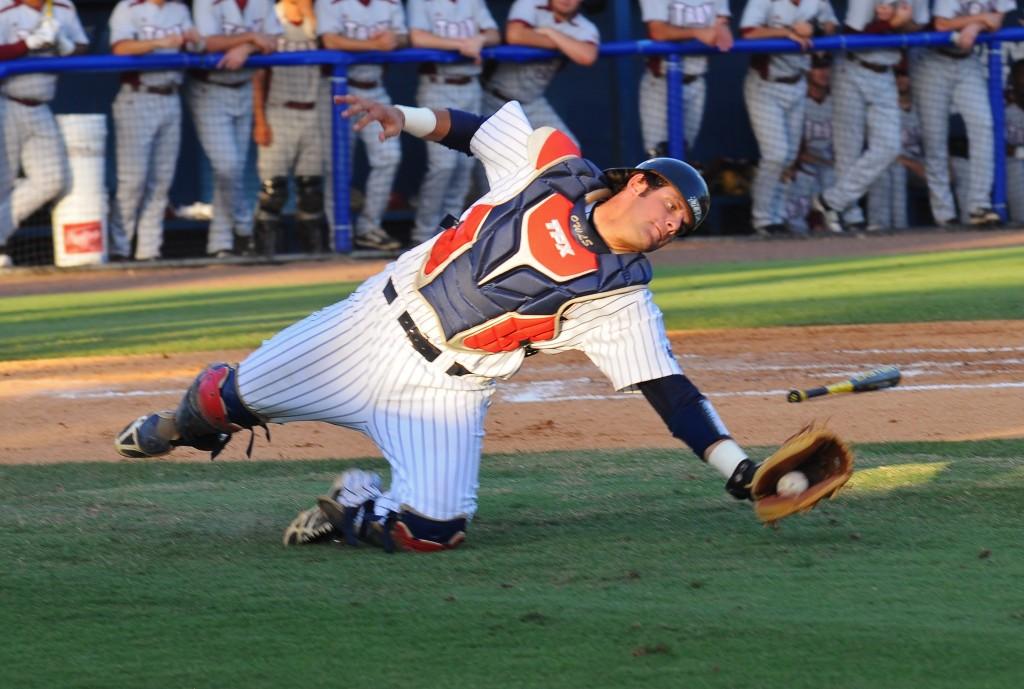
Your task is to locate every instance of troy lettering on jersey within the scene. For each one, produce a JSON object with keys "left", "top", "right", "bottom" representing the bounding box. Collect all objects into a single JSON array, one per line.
[
  {"left": 223, "top": 20, "right": 263, "bottom": 34},
  {"left": 669, "top": 2, "right": 715, "bottom": 26},
  {"left": 139, "top": 25, "right": 188, "bottom": 40},
  {"left": 341, "top": 20, "right": 392, "bottom": 39},
  {"left": 432, "top": 18, "right": 478, "bottom": 39},
  {"left": 416, "top": 156, "right": 652, "bottom": 353},
  {"left": 804, "top": 117, "right": 831, "bottom": 145}
]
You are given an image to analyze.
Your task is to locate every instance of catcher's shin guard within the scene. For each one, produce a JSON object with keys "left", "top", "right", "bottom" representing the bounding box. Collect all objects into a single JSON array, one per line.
[
  {"left": 174, "top": 363, "right": 268, "bottom": 459},
  {"left": 390, "top": 509, "right": 467, "bottom": 553}
]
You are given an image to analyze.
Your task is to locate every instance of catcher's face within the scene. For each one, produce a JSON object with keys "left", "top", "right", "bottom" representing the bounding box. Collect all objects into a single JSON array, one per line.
[{"left": 612, "top": 175, "right": 693, "bottom": 253}]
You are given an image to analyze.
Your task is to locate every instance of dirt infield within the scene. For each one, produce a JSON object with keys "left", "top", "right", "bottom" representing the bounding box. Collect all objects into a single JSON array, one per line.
[{"left": 2, "top": 229, "right": 1023, "bottom": 465}]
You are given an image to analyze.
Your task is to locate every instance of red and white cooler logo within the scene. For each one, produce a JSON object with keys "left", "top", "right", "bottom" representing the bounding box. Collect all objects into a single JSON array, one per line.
[{"left": 62, "top": 221, "right": 103, "bottom": 254}]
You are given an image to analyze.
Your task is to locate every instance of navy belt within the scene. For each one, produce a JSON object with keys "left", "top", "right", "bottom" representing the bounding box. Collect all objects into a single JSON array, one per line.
[{"left": 384, "top": 279, "right": 469, "bottom": 376}]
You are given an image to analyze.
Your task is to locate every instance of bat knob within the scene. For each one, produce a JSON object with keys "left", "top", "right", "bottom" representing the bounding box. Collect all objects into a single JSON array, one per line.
[{"left": 787, "top": 390, "right": 805, "bottom": 404}]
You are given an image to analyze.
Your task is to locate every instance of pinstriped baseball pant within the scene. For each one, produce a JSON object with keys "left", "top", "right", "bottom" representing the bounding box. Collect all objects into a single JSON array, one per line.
[
  {"left": 638, "top": 71, "right": 706, "bottom": 155},
  {"left": 0, "top": 100, "right": 68, "bottom": 238},
  {"left": 320, "top": 81, "right": 401, "bottom": 238},
  {"left": 109, "top": 89, "right": 182, "bottom": 260},
  {"left": 238, "top": 271, "right": 494, "bottom": 522},
  {"left": 185, "top": 80, "right": 256, "bottom": 253},
  {"left": 412, "top": 78, "right": 481, "bottom": 244}
]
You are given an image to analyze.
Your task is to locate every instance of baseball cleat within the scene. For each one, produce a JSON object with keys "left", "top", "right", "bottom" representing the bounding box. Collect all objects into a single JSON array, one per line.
[
  {"left": 114, "top": 412, "right": 175, "bottom": 458},
  {"left": 354, "top": 227, "right": 401, "bottom": 251},
  {"left": 811, "top": 194, "right": 844, "bottom": 234},
  {"left": 282, "top": 506, "right": 336, "bottom": 546},
  {"left": 968, "top": 208, "right": 1001, "bottom": 227}
]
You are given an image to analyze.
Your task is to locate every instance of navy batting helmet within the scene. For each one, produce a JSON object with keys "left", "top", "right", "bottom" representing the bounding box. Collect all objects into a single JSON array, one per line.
[{"left": 603, "top": 158, "right": 710, "bottom": 236}]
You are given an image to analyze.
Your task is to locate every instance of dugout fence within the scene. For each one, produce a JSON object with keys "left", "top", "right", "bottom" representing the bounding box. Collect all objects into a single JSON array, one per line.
[{"left": 2, "top": 28, "right": 1022, "bottom": 260}]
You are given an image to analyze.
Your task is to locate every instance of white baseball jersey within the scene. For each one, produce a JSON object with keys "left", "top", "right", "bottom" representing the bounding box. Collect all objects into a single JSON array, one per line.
[
  {"left": 192, "top": 0, "right": 282, "bottom": 83},
  {"left": 639, "top": 0, "right": 730, "bottom": 77},
  {"left": 315, "top": 0, "right": 407, "bottom": 84},
  {"left": 485, "top": 0, "right": 599, "bottom": 103},
  {"left": 802, "top": 93, "right": 834, "bottom": 164},
  {"left": 237, "top": 103, "right": 680, "bottom": 521},
  {"left": 109, "top": 0, "right": 195, "bottom": 88},
  {"left": 933, "top": 0, "right": 1014, "bottom": 56},
  {"left": 407, "top": 0, "right": 496, "bottom": 78},
  {"left": 267, "top": 2, "right": 318, "bottom": 105},
  {"left": 0, "top": 0, "right": 87, "bottom": 102},
  {"left": 740, "top": 0, "right": 824, "bottom": 79}
]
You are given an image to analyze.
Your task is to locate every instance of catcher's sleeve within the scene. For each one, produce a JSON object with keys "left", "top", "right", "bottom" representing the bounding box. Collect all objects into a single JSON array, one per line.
[{"left": 638, "top": 374, "right": 741, "bottom": 466}]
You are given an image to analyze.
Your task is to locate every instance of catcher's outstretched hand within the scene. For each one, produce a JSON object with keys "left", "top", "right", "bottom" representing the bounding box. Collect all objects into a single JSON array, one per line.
[
  {"left": 334, "top": 94, "right": 404, "bottom": 142},
  {"left": 727, "top": 422, "right": 854, "bottom": 525}
]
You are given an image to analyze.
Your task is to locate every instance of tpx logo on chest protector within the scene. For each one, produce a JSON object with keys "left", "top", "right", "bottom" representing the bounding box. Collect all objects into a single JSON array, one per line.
[{"left": 545, "top": 218, "right": 574, "bottom": 258}]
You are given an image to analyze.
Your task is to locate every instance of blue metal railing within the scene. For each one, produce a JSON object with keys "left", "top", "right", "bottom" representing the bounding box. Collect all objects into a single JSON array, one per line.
[{"left": 3, "top": 28, "right": 1021, "bottom": 249}]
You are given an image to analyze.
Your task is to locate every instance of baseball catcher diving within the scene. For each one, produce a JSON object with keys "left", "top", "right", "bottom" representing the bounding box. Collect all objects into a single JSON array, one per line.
[{"left": 115, "top": 94, "right": 852, "bottom": 552}]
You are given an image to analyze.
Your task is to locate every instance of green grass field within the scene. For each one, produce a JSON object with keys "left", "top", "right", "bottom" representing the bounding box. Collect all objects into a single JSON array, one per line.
[
  {"left": 2, "top": 444, "right": 1022, "bottom": 689},
  {"left": 2, "top": 245, "right": 1023, "bottom": 687},
  {"left": 1, "top": 245, "right": 1022, "bottom": 361}
]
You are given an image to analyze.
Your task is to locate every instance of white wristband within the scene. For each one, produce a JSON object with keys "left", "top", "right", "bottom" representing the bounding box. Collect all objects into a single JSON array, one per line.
[
  {"left": 395, "top": 105, "right": 438, "bottom": 138},
  {"left": 949, "top": 30, "right": 960, "bottom": 46},
  {"left": 706, "top": 439, "right": 748, "bottom": 479}
]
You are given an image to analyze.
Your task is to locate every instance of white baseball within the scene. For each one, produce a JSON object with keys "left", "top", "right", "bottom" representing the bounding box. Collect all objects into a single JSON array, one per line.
[{"left": 776, "top": 471, "right": 809, "bottom": 496}]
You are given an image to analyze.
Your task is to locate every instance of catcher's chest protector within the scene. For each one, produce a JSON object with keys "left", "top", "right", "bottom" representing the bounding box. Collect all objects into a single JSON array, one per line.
[{"left": 416, "top": 156, "right": 653, "bottom": 353}]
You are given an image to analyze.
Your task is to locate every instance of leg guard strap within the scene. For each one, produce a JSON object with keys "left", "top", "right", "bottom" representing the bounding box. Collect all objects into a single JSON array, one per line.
[{"left": 175, "top": 363, "right": 267, "bottom": 459}]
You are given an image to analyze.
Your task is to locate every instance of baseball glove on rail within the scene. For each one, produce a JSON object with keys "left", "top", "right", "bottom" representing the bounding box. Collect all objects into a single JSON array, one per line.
[{"left": 748, "top": 422, "right": 854, "bottom": 525}]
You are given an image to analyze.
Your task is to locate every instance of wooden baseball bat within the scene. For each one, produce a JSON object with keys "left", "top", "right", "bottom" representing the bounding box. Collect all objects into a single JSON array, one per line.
[
  {"left": 787, "top": 366, "right": 901, "bottom": 403},
  {"left": 45, "top": 0, "right": 53, "bottom": 18}
]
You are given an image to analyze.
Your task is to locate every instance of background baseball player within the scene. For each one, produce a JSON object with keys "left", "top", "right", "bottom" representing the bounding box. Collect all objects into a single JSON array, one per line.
[
  {"left": 0, "top": 0, "right": 86, "bottom": 266},
  {"left": 1004, "top": 60, "right": 1024, "bottom": 223},
  {"left": 866, "top": 63, "right": 925, "bottom": 230},
  {"left": 316, "top": 0, "right": 407, "bottom": 252},
  {"left": 188, "top": 0, "right": 281, "bottom": 258},
  {"left": 638, "top": 0, "right": 733, "bottom": 160},
  {"left": 0, "top": 19, "right": 61, "bottom": 267},
  {"left": 785, "top": 53, "right": 843, "bottom": 235},
  {"left": 812, "top": 0, "right": 921, "bottom": 234},
  {"left": 406, "top": 0, "right": 499, "bottom": 246},
  {"left": 911, "top": 0, "right": 1011, "bottom": 227},
  {"left": 740, "top": 0, "right": 833, "bottom": 237},
  {"left": 480, "top": 0, "right": 599, "bottom": 147},
  {"left": 252, "top": 0, "right": 324, "bottom": 258},
  {"left": 114, "top": 92, "right": 794, "bottom": 553},
  {"left": 107, "top": 0, "right": 200, "bottom": 262}
]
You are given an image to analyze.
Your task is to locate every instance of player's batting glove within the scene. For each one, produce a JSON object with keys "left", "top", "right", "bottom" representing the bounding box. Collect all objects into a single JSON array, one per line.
[
  {"left": 747, "top": 422, "right": 855, "bottom": 525},
  {"left": 25, "top": 18, "right": 59, "bottom": 51}
]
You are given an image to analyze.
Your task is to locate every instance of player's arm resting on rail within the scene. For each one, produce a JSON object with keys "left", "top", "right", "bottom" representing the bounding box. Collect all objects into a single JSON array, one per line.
[
  {"left": 535, "top": 26, "right": 598, "bottom": 65},
  {"left": 322, "top": 29, "right": 407, "bottom": 52},
  {"left": 410, "top": 28, "right": 499, "bottom": 53},
  {"left": 203, "top": 32, "right": 272, "bottom": 53},
  {"left": 637, "top": 374, "right": 749, "bottom": 479},
  {"left": 934, "top": 13, "right": 1003, "bottom": 32},
  {"left": 741, "top": 24, "right": 813, "bottom": 45},
  {"left": 111, "top": 35, "right": 183, "bottom": 55},
  {"left": 648, "top": 17, "right": 732, "bottom": 49}
]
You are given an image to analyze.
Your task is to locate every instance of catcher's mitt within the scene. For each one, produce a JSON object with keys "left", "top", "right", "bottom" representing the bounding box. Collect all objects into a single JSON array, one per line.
[
  {"left": 750, "top": 422, "right": 854, "bottom": 525},
  {"left": 282, "top": 505, "right": 335, "bottom": 546}
]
